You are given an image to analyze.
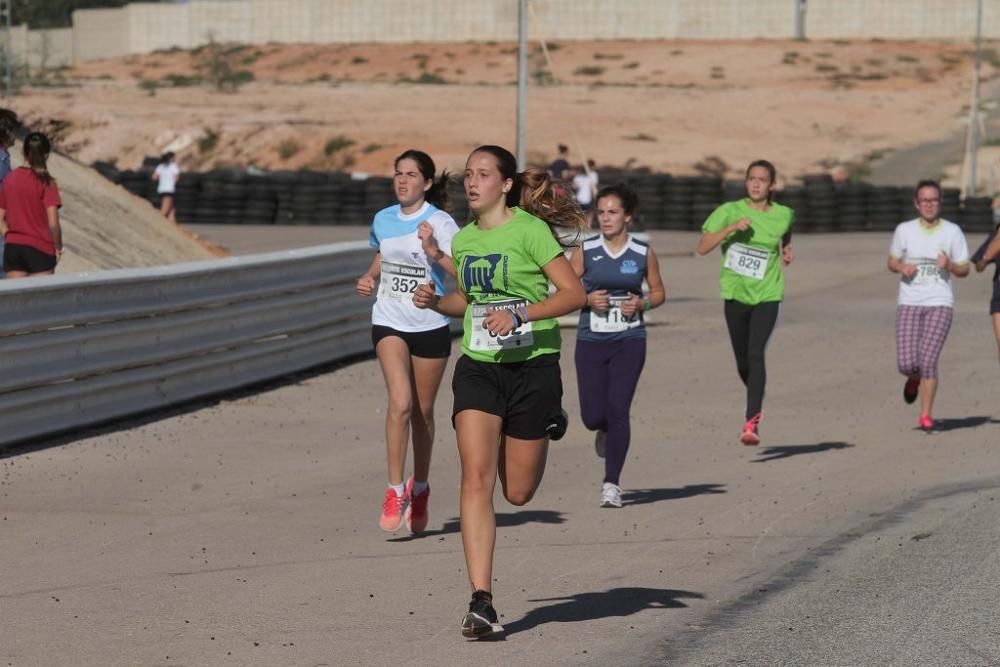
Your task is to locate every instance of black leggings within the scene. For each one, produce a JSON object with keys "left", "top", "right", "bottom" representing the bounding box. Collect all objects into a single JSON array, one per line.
[{"left": 724, "top": 300, "right": 780, "bottom": 419}]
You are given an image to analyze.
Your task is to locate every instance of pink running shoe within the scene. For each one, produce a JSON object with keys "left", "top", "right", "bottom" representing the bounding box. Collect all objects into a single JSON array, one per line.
[
  {"left": 740, "top": 413, "right": 762, "bottom": 446},
  {"left": 379, "top": 487, "right": 407, "bottom": 532},
  {"left": 918, "top": 414, "right": 934, "bottom": 432},
  {"left": 404, "top": 477, "right": 430, "bottom": 534}
]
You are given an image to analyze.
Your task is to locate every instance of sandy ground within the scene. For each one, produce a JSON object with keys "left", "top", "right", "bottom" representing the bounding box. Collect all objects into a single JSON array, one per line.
[
  {"left": 14, "top": 39, "right": 1000, "bottom": 186},
  {"left": 1, "top": 231, "right": 998, "bottom": 666}
]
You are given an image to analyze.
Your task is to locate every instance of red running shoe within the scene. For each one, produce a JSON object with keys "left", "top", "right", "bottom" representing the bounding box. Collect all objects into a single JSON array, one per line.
[
  {"left": 919, "top": 414, "right": 934, "bottom": 432},
  {"left": 379, "top": 487, "right": 407, "bottom": 532},
  {"left": 740, "top": 413, "right": 762, "bottom": 446},
  {"left": 404, "top": 477, "right": 430, "bottom": 534}
]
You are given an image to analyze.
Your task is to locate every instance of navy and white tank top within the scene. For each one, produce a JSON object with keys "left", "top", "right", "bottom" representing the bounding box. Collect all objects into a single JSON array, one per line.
[{"left": 577, "top": 234, "right": 649, "bottom": 342}]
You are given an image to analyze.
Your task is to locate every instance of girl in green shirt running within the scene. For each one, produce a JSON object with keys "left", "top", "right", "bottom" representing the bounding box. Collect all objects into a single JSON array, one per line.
[
  {"left": 413, "top": 144, "right": 587, "bottom": 639},
  {"left": 697, "top": 159, "right": 794, "bottom": 446}
]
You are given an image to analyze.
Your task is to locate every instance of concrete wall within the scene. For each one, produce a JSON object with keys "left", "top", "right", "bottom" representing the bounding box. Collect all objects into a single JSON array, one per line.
[{"left": 32, "top": 0, "right": 1000, "bottom": 65}]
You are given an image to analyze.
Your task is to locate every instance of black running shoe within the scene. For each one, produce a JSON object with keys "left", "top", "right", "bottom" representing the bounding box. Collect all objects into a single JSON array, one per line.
[
  {"left": 461, "top": 590, "right": 504, "bottom": 639},
  {"left": 903, "top": 376, "right": 919, "bottom": 404},
  {"left": 546, "top": 409, "right": 568, "bottom": 441}
]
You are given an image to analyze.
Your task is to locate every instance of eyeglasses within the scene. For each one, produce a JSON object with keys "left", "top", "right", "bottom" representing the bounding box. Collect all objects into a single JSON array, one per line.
[{"left": 916, "top": 198, "right": 940, "bottom": 204}]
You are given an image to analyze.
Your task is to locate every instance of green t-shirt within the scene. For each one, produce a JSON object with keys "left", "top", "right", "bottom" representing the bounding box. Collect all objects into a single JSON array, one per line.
[
  {"left": 452, "top": 207, "right": 564, "bottom": 363},
  {"left": 701, "top": 198, "right": 795, "bottom": 305}
]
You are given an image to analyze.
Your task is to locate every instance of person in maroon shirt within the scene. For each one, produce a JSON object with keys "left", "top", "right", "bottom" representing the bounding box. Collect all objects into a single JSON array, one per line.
[{"left": 0, "top": 132, "right": 63, "bottom": 278}]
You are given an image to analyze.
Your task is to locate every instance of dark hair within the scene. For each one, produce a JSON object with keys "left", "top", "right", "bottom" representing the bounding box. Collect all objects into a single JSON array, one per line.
[
  {"left": 161, "top": 151, "right": 175, "bottom": 163},
  {"left": 394, "top": 149, "right": 451, "bottom": 213},
  {"left": 745, "top": 159, "right": 777, "bottom": 203},
  {"left": 558, "top": 144, "right": 568, "bottom": 154},
  {"left": 0, "top": 108, "right": 20, "bottom": 147},
  {"left": 914, "top": 179, "right": 942, "bottom": 199},
  {"left": 23, "top": 132, "right": 53, "bottom": 185},
  {"left": 470, "top": 144, "right": 587, "bottom": 247},
  {"left": 596, "top": 183, "right": 639, "bottom": 216}
]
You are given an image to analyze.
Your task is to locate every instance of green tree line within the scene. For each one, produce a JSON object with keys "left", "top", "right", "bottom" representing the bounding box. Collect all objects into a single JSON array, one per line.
[{"left": 12, "top": 1, "right": 159, "bottom": 29}]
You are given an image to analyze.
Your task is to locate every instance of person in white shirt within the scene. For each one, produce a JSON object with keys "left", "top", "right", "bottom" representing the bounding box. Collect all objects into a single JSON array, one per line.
[
  {"left": 887, "top": 179, "right": 970, "bottom": 431},
  {"left": 572, "top": 159, "right": 599, "bottom": 213},
  {"left": 355, "top": 149, "right": 460, "bottom": 534},
  {"left": 152, "top": 152, "right": 180, "bottom": 223}
]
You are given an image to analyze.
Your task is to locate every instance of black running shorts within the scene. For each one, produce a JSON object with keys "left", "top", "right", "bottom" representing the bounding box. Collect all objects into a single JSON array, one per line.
[
  {"left": 452, "top": 353, "right": 563, "bottom": 440},
  {"left": 4, "top": 243, "right": 56, "bottom": 273},
  {"left": 371, "top": 324, "right": 452, "bottom": 359}
]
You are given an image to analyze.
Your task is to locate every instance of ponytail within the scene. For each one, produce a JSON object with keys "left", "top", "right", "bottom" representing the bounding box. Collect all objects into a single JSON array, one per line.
[
  {"left": 516, "top": 168, "right": 587, "bottom": 248},
  {"left": 471, "top": 145, "right": 587, "bottom": 247},
  {"left": 23, "top": 132, "right": 53, "bottom": 185},
  {"left": 425, "top": 171, "right": 452, "bottom": 214}
]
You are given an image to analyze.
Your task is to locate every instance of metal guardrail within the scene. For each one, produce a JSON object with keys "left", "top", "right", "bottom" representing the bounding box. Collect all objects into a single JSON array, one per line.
[{"left": 0, "top": 240, "right": 394, "bottom": 447}]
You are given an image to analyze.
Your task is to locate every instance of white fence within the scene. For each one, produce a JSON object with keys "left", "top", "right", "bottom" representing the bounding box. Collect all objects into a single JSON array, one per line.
[
  {"left": 30, "top": 0, "right": 999, "bottom": 65},
  {"left": 0, "top": 241, "right": 387, "bottom": 447}
]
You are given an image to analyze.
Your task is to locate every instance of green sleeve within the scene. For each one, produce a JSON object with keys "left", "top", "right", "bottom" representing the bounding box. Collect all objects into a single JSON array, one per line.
[
  {"left": 702, "top": 202, "right": 734, "bottom": 234},
  {"left": 525, "top": 217, "right": 564, "bottom": 268}
]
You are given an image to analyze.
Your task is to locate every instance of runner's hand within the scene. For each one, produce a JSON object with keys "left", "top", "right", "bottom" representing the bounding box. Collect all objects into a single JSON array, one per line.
[
  {"left": 899, "top": 263, "right": 918, "bottom": 279},
  {"left": 417, "top": 222, "right": 438, "bottom": 255},
  {"left": 732, "top": 218, "right": 751, "bottom": 233},
  {"left": 936, "top": 252, "right": 950, "bottom": 271},
  {"left": 483, "top": 307, "right": 517, "bottom": 336},
  {"left": 356, "top": 273, "right": 375, "bottom": 297},
  {"left": 782, "top": 244, "right": 794, "bottom": 266},
  {"left": 589, "top": 289, "right": 610, "bottom": 313},
  {"left": 619, "top": 294, "right": 643, "bottom": 317},
  {"left": 412, "top": 280, "right": 438, "bottom": 309}
]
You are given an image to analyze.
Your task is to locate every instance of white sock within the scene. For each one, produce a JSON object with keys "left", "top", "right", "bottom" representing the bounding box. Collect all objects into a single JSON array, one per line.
[
  {"left": 389, "top": 482, "right": 405, "bottom": 497},
  {"left": 412, "top": 479, "right": 429, "bottom": 496}
]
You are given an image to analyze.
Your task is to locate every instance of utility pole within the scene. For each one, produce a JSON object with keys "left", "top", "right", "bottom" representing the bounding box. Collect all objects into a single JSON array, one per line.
[
  {"left": 516, "top": 0, "right": 527, "bottom": 170},
  {"left": 794, "top": 0, "right": 807, "bottom": 41},
  {"left": 969, "top": 0, "right": 983, "bottom": 196}
]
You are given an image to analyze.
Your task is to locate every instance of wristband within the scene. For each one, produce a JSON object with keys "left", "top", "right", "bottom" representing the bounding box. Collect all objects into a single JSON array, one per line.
[
  {"left": 432, "top": 248, "right": 445, "bottom": 261},
  {"left": 508, "top": 309, "right": 521, "bottom": 329},
  {"left": 643, "top": 299, "right": 652, "bottom": 312},
  {"left": 517, "top": 305, "right": 529, "bottom": 323}
]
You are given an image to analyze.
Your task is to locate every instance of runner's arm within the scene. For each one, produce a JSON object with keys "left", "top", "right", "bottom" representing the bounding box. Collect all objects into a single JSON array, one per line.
[
  {"left": 696, "top": 220, "right": 748, "bottom": 255},
  {"left": 525, "top": 254, "right": 587, "bottom": 321},
  {"left": 413, "top": 282, "right": 468, "bottom": 318},
  {"left": 48, "top": 207, "right": 63, "bottom": 255},
  {"left": 0, "top": 207, "right": 6, "bottom": 236},
  {"left": 643, "top": 248, "right": 667, "bottom": 309},
  {"left": 569, "top": 245, "right": 585, "bottom": 278}
]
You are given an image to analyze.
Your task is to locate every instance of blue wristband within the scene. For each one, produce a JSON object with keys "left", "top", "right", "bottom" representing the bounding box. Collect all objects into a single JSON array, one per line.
[{"left": 508, "top": 309, "right": 521, "bottom": 328}]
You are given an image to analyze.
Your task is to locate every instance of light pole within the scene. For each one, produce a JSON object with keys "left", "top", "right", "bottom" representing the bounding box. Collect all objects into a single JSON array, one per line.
[
  {"left": 968, "top": 0, "right": 983, "bottom": 196},
  {"left": 516, "top": 0, "right": 527, "bottom": 171}
]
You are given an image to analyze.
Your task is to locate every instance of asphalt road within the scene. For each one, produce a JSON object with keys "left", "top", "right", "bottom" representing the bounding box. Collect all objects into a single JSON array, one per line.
[{"left": 2, "top": 230, "right": 998, "bottom": 667}]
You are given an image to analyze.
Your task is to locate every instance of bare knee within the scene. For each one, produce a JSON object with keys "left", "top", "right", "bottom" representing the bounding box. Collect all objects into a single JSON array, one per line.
[
  {"left": 502, "top": 485, "right": 536, "bottom": 506},
  {"left": 387, "top": 396, "right": 413, "bottom": 422}
]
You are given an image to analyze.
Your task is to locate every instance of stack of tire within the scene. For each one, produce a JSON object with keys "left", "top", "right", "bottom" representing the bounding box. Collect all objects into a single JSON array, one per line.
[
  {"left": 866, "top": 186, "right": 907, "bottom": 231},
  {"left": 662, "top": 176, "right": 695, "bottom": 230},
  {"left": 631, "top": 174, "right": 667, "bottom": 230},
  {"left": 836, "top": 182, "right": 870, "bottom": 232},
  {"left": 773, "top": 185, "right": 808, "bottom": 229},
  {"left": 802, "top": 175, "right": 837, "bottom": 233},
  {"left": 962, "top": 196, "right": 995, "bottom": 233},
  {"left": 940, "top": 187, "right": 962, "bottom": 224},
  {"left": 690, "top": 177, "right": 723, "bottom": 231}
]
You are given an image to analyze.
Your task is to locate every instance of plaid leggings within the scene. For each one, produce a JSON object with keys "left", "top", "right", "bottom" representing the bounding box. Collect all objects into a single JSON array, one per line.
[{"left": 896, "top": 305, "right": 953, "bottom": 380}]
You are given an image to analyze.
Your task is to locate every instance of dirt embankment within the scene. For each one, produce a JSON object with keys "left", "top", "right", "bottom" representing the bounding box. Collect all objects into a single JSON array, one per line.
[
  {"left": 12, "top": 39, "right": 998, "bottom": 185},
  {"left": 11, "top": 151, "right": 219, "bottom": 274}
]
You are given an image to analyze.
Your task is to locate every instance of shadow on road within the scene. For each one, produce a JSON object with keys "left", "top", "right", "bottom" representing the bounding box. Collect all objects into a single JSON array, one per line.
[
  {"left": 621, "top": 484, "right": 726, "bottom": 507},
  {"left": 387, "top": 509, "right": 565, "bottom": 542},
  {"left": 503, "top": 587, "right": 705, "bottom": 636},
  {"left": 925, "top": 416, "right": 994, "bottom": 433},
  {"left": 752, "top": 441, "right": 854, "bottom": 463}
]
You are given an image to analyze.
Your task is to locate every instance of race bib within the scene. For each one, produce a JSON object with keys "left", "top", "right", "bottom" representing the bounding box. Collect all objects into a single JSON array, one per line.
[
  {"left": 910, "top": 259, "right": 945, "bottom": 286},
  {"left": 590, "top": 296, "right": 642, "bottom": 333},
  {"left": 379, "top": 261, "right": 426, "bottom": 300},
  {"left": 470, "top": 299, "right": 534, "bottom": 351},
  {"left": 725, "top": 243, "right": 769, "bottom": 280}
]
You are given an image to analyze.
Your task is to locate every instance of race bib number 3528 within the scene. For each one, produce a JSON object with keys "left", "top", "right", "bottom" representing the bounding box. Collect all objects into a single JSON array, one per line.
[{"left": 379, "top": 261, "right": 427, "bottom": 300}]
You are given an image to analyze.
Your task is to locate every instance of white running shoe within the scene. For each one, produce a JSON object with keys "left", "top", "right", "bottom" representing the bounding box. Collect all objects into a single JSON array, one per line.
[{"left": 600, "top": 482, "right": 622, "bottom": 508}]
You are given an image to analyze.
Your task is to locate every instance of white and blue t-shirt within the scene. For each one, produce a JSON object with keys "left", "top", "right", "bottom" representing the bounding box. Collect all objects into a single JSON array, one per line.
[
  {"left": 577, "top": 234, "right": 649, "bottom": 342},
  {"left": 369, "top": 202, "right": 459, "bottom": 331}
]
